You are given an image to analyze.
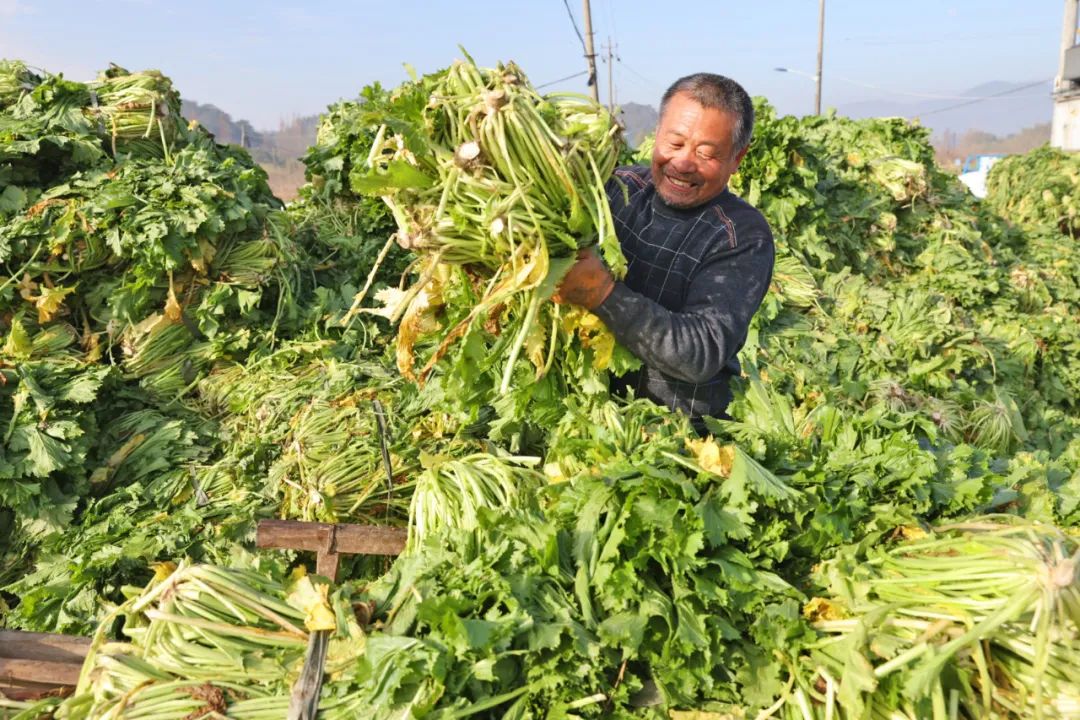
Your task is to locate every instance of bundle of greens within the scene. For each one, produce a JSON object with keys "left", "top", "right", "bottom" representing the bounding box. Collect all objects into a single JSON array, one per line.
[
  {"left": 985, "top": 145, "right": 1080, "bottom": 237},
  {"left": 83, "top": 65, "right": 184, "bottom": 160},
  {"left": 346, "top": 52, "right": 633, "bottom": 437},
  {"left": 407, "top": 450, "right": 542, "bottom": 547},
  {"left": 55, "top": 560, "right": 366, "bottom": 720},
  {"left": 0, "top": 59, "right": 40, "bottom": 107},
  {"left": 784, "top": 519, "right": 1080, "bottom": 719}
]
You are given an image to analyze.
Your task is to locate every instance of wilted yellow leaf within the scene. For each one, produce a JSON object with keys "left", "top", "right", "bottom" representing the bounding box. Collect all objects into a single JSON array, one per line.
[
  {"left": 669, "top": 711, "right": 740, "bottom": 720},
  {"left": 685, "top": 437, "right": 735, "bottom": 477},
  {"left": 803, "top": 597, "right": 848, "bottom": 622},
  {"left": 895, "top": 525, "right": 928, "bottom": 541},
  {"left": 190, "top": 237, "right": 216, "bottom": 274},
  {"left": 31, "top": 284, "right": 75, "bottom": 323},
  {"left": 17, "top": 273, "right": 37, "bottom": 300},
  {"left": 83, "top": 331, "right": 103, "bottom": 363},
  {"left": 164, "top": 284, "right": 183, "bottom": 322},
  {"left": 365, "top": 286, "right": 414, "bottom": 321},
  {"left": 287, "top": 574, "right": 337, "bottom": 632}
]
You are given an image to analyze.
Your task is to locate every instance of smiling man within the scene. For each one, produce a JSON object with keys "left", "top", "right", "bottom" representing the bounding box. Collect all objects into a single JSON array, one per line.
[{"left": 555, "top": 73, "right": 774, "bottom": 427}]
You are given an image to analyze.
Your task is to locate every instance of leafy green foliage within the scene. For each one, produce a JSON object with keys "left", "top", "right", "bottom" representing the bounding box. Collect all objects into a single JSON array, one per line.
[{"left": 985, "top": 144, "right": 1080, "bottom": 236}]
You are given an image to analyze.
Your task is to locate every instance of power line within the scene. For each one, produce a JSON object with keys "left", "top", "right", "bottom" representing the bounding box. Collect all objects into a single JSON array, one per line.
[
  {"left": 536, "top": 70, "right": 589, "bottom": 90},
  {"left": 615, "top": 57, "right": 651, "bottom": 85},
  {"left": 832, "top": 74, "right": 1049, "bottom": 101},
  {"left": 776, "top": 68, "right": 1049, "bottom": 102},
  {"left": 561, "top": 0, "right": 587, "bottom": 55},
  {"left": 916, "top": 79, "right": 1051, "bottom": 117}
]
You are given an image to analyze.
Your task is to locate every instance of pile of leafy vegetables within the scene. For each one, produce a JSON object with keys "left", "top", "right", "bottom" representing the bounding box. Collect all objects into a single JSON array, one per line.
[
  {"left": 985, "top": 144, "right": 1080, "bottom": 237},
  {"left": 4, "top": 53, "right": 1080, "bottom": 718},
  {"left": 0, "top": 62, "right": 326, "bottom": 632}
]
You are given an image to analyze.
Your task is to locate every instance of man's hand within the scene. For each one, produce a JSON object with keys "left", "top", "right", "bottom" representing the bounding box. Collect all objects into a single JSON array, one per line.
[{"left": 553, "top": 247, "right": 616, "bottom": 310}]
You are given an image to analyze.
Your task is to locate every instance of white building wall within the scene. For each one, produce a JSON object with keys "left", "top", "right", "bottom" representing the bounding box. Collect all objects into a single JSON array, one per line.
[{"left": 1052, "top": 94, "right": 1080, "bottom": 150}]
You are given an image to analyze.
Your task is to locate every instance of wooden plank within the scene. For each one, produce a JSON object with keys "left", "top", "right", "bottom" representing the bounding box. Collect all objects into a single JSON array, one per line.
[
  {"left": 315, "top": 551, "right": 341, "bottom": 582},
  {"left": 0, "top": 657, "right": 82, "bottom": 686},
  {"left": 0, "top": 679, "right": 74, "bottom": 702},
  {"left": 256, "top": 520, "right": 406, "bottom": 557},
  {"left": 0, "top": 631, "right": 90, "bottom": 663}
]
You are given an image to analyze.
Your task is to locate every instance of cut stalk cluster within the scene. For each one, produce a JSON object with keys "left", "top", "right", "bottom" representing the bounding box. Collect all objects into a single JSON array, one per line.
[
  {"left": 351, "top": 52, "right": 626, "bottom": 391},
  {"left": 781, "top": 519, "right": 1080, "bottom": 720}
]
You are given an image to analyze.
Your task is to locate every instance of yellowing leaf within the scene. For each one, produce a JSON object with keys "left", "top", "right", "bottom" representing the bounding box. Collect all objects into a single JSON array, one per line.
[
  {"left": 2, "top": 317, "right": 32, "bottom": 358},
  {"left": 803, "top": 597, "right": 848, "bottom": 622},
  {"left": 895, "top": 525, "right": 928, "bottom": 541},
  {"left": 544, "top": 462, "right": 567, "bottom": 485},
  {"left": 164, "top": 285, "right": 183, "bottom": 322},
  {"left": 524, "top": 321, "right": 547, "bottom": 371},
  {"left": 287, "top": 574, "right": 337, "bottom": 632},
  {"left": 587, "top": 327, "right": 616, "bottom": 370},
  {"left": 669, "top": 712, "right": 738, "bottom": 720},
  {"left": 83, "top": 331, "right": 103, "bottom": 363},
  {"left": 31, "top": 284, "right": 75, "bottom": 323},
  {"left": 364, "top": 286, "right": 413, "bottom": 321},
  {"left": 563, "top": 309, "right": 617, "bottom": 370},
  {"left": 190, "top": 237, "right": 216, "bottom": 274},
  {"left": 151, "top": 561, "right": 177, "bottom": 583},
  {"left": 685, "top": 437, "right": 735, "bottom": 477},
  {"left": 17, "top": 273, "right": 37, "bottom": 300}
]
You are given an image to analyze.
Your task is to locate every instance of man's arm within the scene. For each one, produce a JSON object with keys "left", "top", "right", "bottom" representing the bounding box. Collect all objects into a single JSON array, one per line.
[{"left": 591, "top": 231, "right": 774, "bottom": 384}]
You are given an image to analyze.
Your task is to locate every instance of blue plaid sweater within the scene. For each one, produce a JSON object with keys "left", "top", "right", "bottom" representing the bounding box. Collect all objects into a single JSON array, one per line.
[{"left": 593, "top": 165, "right": 775, "bottom": 421}]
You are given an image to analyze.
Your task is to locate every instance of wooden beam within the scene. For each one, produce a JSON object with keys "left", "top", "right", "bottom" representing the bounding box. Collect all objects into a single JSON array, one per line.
[
  {"left": 0, "top": 680, "right": 75, "bottom": 702},
  {"left": 255, "top": 520, "right": 406, "bottom": 559},
  {"left": 0, "top": 657, "right": 83, "bottom": 686},
  {"left": 0, "top": 631, "right": 91, "bottom": 664}
]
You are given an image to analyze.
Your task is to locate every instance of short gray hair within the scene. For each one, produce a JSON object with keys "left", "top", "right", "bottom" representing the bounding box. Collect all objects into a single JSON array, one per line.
[{"left": 659, "top": 73, "right": 754, "bottom": 156}]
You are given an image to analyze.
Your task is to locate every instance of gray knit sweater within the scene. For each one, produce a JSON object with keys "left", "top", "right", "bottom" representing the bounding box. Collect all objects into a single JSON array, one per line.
[{"left": 592, "top": 165, "right": 775, "bottom": 420}]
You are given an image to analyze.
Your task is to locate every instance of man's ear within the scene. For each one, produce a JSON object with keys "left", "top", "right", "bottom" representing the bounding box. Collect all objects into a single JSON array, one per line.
[{"left": 733, "top": 145, "right": 750, "bottom": 166}]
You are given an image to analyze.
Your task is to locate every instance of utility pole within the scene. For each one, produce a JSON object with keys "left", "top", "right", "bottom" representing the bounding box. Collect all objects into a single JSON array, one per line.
[
  {"left": 815, "top": 0, "right": 825, "bottom": 115},
  {"left": 604, "top": 37, "right": 617, "bottom": 115},
  {"left": 1056, "top": 0, "right": 1079, "bottom": 92},
  {"left": 1052, "top": 0, "right": 1080, "bottom": 148},
  {"left": 582, "top": 0, "right": 599, "bottom": 103}
]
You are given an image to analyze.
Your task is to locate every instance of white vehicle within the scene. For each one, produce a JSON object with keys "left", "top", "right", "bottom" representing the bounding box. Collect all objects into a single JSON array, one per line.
[{"left": 957, "top": 153, "right": 1006, "bottom": 199}]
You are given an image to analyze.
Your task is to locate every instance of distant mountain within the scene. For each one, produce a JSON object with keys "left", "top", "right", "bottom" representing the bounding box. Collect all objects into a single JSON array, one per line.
[
  {"left": 181, "top": 99, "right": 319, "bottom": 161},
  {"left": 617, "top": 102, "right": 658, "bottom": 148},
  {"left": 837, "top": 80, "right": 1054, "bottom": 139},
  {"left": 181, "top": 100, "right": 264, "bottom": 148}
]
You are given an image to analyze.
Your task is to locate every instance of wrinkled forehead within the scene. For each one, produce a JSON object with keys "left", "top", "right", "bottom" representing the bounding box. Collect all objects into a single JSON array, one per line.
[{"left": 657, "top": 96, "right": 736, "bottom": 142}]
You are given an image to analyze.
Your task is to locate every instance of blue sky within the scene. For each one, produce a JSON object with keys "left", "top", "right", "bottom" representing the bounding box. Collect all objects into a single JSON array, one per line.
[{"left": 1, "top": 0, "right": 1062, "bottom": 131}]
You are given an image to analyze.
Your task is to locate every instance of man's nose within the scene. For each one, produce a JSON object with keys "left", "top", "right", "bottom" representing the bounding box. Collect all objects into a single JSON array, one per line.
[{"left": 669, "top": 147, "right": 696, "bottom": 172}]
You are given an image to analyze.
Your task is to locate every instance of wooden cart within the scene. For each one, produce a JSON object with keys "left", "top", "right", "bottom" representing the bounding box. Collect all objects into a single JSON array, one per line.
[{"left": 0, "top": 630, "right": 90, "bottom": 702}]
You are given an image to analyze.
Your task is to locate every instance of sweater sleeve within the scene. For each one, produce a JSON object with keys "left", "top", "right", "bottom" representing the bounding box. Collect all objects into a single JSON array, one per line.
[{"left": 592, "top": 223, "right": 774, "bottom": 384}]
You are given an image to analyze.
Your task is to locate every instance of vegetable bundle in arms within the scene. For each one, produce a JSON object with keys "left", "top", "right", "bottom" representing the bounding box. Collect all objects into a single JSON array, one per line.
[{"left": 351, "top": 53, "right": 627, "bottom": 400}]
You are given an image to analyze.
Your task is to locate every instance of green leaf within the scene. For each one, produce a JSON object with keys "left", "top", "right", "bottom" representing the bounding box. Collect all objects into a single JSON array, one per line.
[
  {"left": 350, "top": 161, "right": 433, "bottom": 194},
  {"left": 23, "top": 426, "right": 73, "bottom": 477},
  {"left": 0, "top": 184, "right": 28, "bottom": 213}
]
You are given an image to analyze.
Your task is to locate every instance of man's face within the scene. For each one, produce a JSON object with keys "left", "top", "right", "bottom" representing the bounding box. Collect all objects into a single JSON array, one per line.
[{"left": 650, "top": 92, "right": 747, "bottom": 209}]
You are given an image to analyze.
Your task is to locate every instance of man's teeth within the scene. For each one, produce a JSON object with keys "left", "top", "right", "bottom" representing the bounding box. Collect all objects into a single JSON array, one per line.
[{"left": 668, "top": 177, "right": 692, "bottom": 188}]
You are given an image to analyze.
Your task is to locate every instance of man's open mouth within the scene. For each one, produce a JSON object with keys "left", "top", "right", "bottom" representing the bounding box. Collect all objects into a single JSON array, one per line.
[{"left": 666, "top": 175, "right": 696, "bottom": 189}]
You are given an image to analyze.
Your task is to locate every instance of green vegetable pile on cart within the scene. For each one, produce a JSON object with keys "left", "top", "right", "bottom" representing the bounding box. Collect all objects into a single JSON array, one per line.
[{"left": 2, "top": 54, "right": 1079, "bottom": 718}]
